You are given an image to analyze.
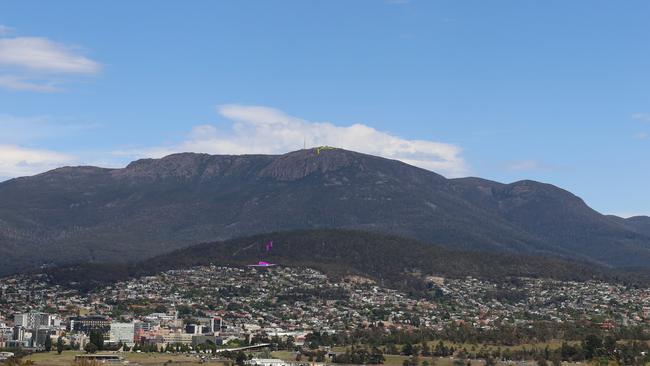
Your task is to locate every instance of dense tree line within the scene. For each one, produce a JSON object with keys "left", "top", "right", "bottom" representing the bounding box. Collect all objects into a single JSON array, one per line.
[
  {"left": 320, "top": 322, "right": 650, "bottom": 348},
  {"left": 331, "top": 346, "right": 385, "bottom": 364},
  {"left": 302, "top": 323, "right": 650, "bottom": 364}
]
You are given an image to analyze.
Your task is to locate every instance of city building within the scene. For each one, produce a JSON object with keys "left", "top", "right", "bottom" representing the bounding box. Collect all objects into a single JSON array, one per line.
[
  {"left": 69, "top": 315, "right": 111, "bottom": 337},
  {"left": 14, "top": 312, "right": 58, "bottom": 329},
  {"left": 109, "top": 322, "right": 135, "bottom": 346}
]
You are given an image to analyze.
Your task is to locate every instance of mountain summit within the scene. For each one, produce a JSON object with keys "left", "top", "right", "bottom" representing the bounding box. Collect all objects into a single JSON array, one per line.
[{"left": 0, "top": 148, "right": 648, "bottom": 275}]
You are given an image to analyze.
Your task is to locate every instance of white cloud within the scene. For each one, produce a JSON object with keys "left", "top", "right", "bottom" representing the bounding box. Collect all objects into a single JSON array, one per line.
[
  {"left": 0, "top": 75, "right": 60, "bottom": 92},
  {"left": 0, "top": 33, "right": 101, "bottom": 92},
  {"left": 634, "top": 132, "right": 648, "bottom": 140},
  {"left": 0, "top": 25, "right": 12, "bottom": 36},
  {"left": 0, "top": 145, "right": 75, "bottom": 180},
  {"left": 632, "top": 113, "right": 650, "bottom": 123},
  {"left": 0, "top": 37, "right": 100, "bottom": 74},
  {"left": 0, "top": 114, "right": 99, "bottom": 179},
  {"left": 118, "top": 104, "right": 469, "bottom": 177}
]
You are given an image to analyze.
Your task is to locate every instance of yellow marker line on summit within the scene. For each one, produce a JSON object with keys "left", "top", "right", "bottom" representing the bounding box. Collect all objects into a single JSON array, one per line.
[{"left": 315, "top": 146, "right": 337, "bottom": 155}]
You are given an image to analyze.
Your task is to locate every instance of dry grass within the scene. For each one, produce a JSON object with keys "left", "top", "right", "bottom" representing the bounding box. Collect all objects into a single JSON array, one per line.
[{"left": 23, "top": 351, "right": 229, "bottom": 366}]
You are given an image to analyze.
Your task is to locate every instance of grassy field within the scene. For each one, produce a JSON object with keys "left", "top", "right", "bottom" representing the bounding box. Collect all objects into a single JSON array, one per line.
[
  {"left": 24, "top": 351, "right": 230, "bottom": 366},
  {"left": 24, "top": 347, "right": 637, "bottom": 366},
  {"left": 381, "top": 354, "right": 457, "bottom": 366},
  {"left": 270, "top": 351, "right": 295, "bottom": 360}
]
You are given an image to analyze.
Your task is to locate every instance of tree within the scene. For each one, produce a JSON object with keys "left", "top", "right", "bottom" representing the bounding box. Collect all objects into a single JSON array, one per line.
[
  {"left": 421, "top": 342, "right": 431, "bottom": 356},
  {"left": 56, "top": 337, "right": 64, "bottom": 355},
  {"left": 236, "top": 351, "right": 247, "bottom": 366},
  {"left": 85, "top": 343, "right": 98, "bottom": 354},
  {"left": 584, "top": 335, "right": 603, "bottom": 360},
  {"left": 286, "top": 336, "right": 295, "bottom": 351},
  {"left": 550, "top": 354, "right": 561, "bottom": 366},
  {"left": 316, "top": 351, "right": 326, "bottom": 362},
  {"left": 154, "top": 305, "right": 168, "bottom": 313},
  {"left": 44, "top": 335, "right": 52, "bottom": 352},
  {"left": 370, "top": 347, "right": 385, "bottom": 364},
  {"left": 433, "top": 341, "right": 449, "bottom": 357},
  {"left": 456, "top": 349, "right": 468, "bottom": 360},
  {"left": 89, "top": 331, "right": 105, "bottom": 351},
  {"left": 413, "top": 345, "right": 422, "bottom": 357},
  {"left": 603, "top": 336, "right": 617, "bottom": 355},
  {"left": 402, "top": 343, "right": 414, "bottom": 356}
]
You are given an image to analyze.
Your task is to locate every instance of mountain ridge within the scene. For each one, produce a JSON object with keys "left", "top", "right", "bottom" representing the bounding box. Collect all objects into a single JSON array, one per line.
[{"left": 0, "top": 148, "right": 649, "bottom": 275}]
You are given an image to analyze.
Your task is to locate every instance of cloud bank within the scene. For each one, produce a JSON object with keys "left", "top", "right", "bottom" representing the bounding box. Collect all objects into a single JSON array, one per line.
[
  {"left": 0, "top": 145, "right": 75, "bottom": 180},
  {"left": 0, "top": 27, "right": 101, "bottom": 92},
  {"left": 121, "top": 105, "right": 468, "bottom": 177},
  {"left": 0, "top": 115, "right": 102, "bottom": 180}
]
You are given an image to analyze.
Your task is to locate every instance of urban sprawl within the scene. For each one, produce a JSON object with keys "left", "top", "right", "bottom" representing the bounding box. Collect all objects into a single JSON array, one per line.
[{"left": 1, "top": 265, "right": 650, "bottom": 364}]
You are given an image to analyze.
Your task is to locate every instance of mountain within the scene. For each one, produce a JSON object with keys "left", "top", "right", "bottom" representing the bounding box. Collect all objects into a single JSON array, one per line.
[
  {"left": 46, "top": 229, "right": 645, "bottom": 292},
  {"left": 1, "top": 148, "right": 649, "bottom": 275},
  {"left": 451, "top": 178, "right": 650, "bottom": 266},
  {"left": 621, "top": 216, "right": 650, "bottom": 237}
]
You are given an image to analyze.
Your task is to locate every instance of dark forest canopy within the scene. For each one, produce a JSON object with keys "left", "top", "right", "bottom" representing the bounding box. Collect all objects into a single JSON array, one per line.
[{"left": 44, "top": 229, "right": 649, "bottom": 292}]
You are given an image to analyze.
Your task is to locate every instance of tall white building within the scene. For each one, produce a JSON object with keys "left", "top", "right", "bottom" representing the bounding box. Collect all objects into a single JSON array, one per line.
[
  {"left": 14, "top": 313, "right": 57, "bottom": 330},
  {"left": 109, "top": 323, "right": 135, "bottom": 346}
]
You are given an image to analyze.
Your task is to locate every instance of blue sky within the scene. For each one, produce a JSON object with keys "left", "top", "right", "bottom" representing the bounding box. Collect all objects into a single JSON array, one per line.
[{"left": 0, "top": 1, "right": 648, "bottom": 217}]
